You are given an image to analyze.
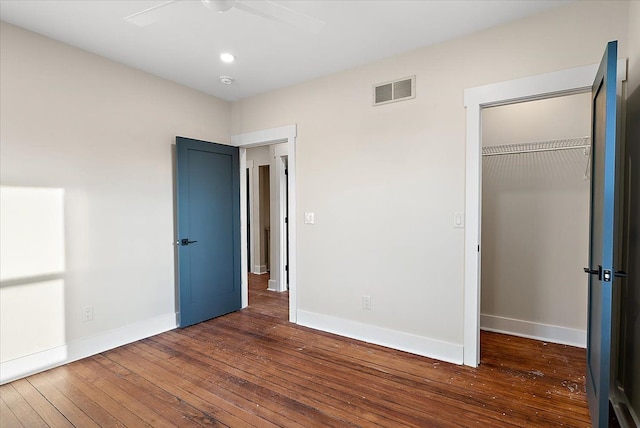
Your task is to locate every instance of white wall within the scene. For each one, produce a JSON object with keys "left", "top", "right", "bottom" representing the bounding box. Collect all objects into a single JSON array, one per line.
[
  {"left": 0, "top": 22, "right": 229, "bottom": 381},
  {"left": 480, "top": 94, "right": 591, "bottom": 345},
  {"left": 230, "top": 1, "right": 630, "bottom": 362},
  {"left": 247, "top": 145, "right": 271, "bottom": 165},
  {"left": 1, "top": 187, "right": 66, "bottom": 361},
  {"left": 481, "top": 94, "right": 591, "bottom": 147}
]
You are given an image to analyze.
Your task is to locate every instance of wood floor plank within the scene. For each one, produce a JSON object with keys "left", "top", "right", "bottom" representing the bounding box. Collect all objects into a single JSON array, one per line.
[
  {"left": 147, "top": 332, "right": 402, "bottom": 427},
  {"left": 179, "top": 321, "right": 531, "bottom": 427},
  {"left": 196, "top": 314, "right": 583, "bottom": 427},
  {"left": 28, "top": 372, "right": 100, "bottom": 428},
  {"left": 0, "top": 383, "right": 47, "bottom": 427},
  {"left": 62, "top": 364, "right": 153, "bottom": 427},
  {"left": 44, "top": 367, "right": 127, "bottom": 427},
  {"left": 0, "top": 393, "right": 24, "bottom": 428},
  {"left": 154, "top": 328, "right": 455, "bottom": 427},
  {"left": 11, "top": 378, "right": 73, "bottom": 427},
  {"left": 89, "top": 353, "right": 224, "bottom": 427},
  {"left": 70, "top": 358, "right": 179, "bottom": 428},
  {"left": 249, "top": 308, "right": 590, "bottom": 424},
  {"left": 103, "top": 345, "right": 274, "bottom": 427},
  {"left": 2, "top": 273, "right": 592, "bottom": 427},
  {"left": 123, "top": 342, "right": 318, "bottom": 427},
  {"left": 134, "top": 338, "right": 365, "bottom": 428}
]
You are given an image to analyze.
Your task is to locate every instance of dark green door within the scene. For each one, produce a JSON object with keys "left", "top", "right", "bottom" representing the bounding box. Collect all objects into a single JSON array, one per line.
[
  {"left": 176, "top": 137, "right": 240, "bottom": 328},
  {"left": 584, "top": 41, "right": 622, "bottom": 428}
]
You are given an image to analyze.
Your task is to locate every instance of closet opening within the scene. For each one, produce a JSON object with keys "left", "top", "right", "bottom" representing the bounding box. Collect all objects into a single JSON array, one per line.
[{"left": 479, "top": 92, "right": 592, "bottom": 355}]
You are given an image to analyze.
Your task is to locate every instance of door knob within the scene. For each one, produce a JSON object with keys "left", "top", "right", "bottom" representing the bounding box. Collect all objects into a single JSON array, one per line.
[{"left": 181, "top": 238, "right": 198, "bottom": 246}]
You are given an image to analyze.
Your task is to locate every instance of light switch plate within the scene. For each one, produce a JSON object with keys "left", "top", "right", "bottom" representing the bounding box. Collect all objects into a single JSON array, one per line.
[
  {"left": 304, "top": 212, "right": 315, "bottom": 224},
  {"left": 453, "top": 212, "right": 464, "bottom": 228}
]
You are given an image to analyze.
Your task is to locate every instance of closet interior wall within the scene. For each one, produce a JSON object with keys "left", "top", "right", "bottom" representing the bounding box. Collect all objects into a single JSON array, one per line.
[{"left": 480, "top": 93, "right": 592, "bottom": 346}]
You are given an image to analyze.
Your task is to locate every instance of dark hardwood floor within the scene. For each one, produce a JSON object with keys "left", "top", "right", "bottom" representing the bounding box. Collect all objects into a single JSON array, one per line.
[{"left": 0, "top": 274, "right": 590, "bottom": 427}]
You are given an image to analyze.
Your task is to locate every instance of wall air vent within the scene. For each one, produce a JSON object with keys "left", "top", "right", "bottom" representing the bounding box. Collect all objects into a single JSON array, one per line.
[{"left": 373, "top": 76, "right": 415, "bottom": 106}]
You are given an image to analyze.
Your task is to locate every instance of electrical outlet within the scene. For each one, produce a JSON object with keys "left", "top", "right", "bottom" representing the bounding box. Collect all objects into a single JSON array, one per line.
[
  {"left": 82, "top": 305, "right": 94, "bottom": 322},
  {"left": 362, "top": 295, "right": 371, "bottom": 310}
]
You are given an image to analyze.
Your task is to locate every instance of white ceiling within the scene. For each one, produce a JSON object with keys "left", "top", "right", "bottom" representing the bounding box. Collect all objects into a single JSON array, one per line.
[{"left": 0, "top": 0, "right": 570, "bottom": 101}]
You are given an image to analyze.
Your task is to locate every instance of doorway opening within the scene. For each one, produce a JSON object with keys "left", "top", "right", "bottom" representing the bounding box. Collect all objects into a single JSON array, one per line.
[
  {"left": 246, "top": 158, "right": 271, "bottom": 276},
  {"left": 259, "top": 164, "right": 270, "bottom": 275},
  {"left": 244, "top": 145, "right": 290, "bottom": 309},
  {"left": 463, "top": 60, "right": 627, "bottom": 367},
  {"left": 233, "top": 125, "right": 298, "bottom": 323},
  {"left": 479, "top": 93, "right": 591, "bottom": 354}
]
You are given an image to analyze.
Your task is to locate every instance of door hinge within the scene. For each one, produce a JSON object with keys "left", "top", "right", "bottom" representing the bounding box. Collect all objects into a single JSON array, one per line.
[
  {"left": 285, "top": 264, "right": 288, "bottom": 271},
  {"left": 285, "top": 168, "right": 288, "bottom": 175},
  {"left": 285, "top": 217, "right": 288, "bottom": 224}
]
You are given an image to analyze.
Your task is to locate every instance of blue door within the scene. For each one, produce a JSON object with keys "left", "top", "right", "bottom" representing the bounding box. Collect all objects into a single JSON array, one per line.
[
  {"left": 176, "top": 137, "right": 240, "bottom": 328},
  {"left": 584, "top": 41, "right": 622, "bottom": 428}
]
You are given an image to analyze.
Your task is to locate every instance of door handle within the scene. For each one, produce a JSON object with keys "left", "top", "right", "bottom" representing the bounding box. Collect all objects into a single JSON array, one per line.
[
  {"left": 583, "top": 265, "right": 602, "bottom": 280},
  {"left": 583, "top": 266, "right": 628, "bottom": 281},
  {"left": 614, "top": 270, "right": 628, "bottom": 278},
  {"left": 181, "top": 238, "right": 198, "bottom": 246}
]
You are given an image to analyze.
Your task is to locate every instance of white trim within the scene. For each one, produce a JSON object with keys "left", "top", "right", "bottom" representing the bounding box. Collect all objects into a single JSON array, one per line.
[
  {"left": 277, "top": 154, "right": 288, "bottom": 292},
  {"left": 463, "top": 59, "right": 627, "bottom": 367},
  {"left": 246, "top": 160, "right": 256, "bottom": 275},
  {"left": 254, "top": 264, "right": 268, "bottom": 274},
  {"left": 230, "top": 125, "right": 295, "bottom": 147},
  {"left": 0, "top": 313, "right": 176, "bottom": 385},
  {"left": 232, "top": 125, "right": 298, "bottom": 322},
  {"left": 297, "top": 310, "right": 463, "bottom": 365},
  {"left": 480, "top": 314, "right": 586, "bottom": 348},
  {"left": 239, "top": 148, "right": 249, "bottom": 308},
  {"left": 267, "top": 279, "right": 278, "bottom": 291}
]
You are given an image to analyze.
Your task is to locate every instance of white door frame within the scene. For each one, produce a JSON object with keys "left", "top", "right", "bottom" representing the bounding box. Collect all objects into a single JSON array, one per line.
[
  {"left": 277, "top": 153, "right": 289, "bottom": 292},
  {"left": 463, "top": 60, "right": 626, "bottom": 367},
  {"left": 231, "top": 125, "right": 298, "bottom": 323},
  {"left": 245, "top": 160, "right": 256, "bottom": 274}
]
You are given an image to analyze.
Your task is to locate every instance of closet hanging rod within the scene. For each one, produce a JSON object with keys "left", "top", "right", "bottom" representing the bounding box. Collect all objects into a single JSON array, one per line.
[
  {"left": 482, "top": 137, "right": 590, "bottom": 157},
  {"left": 482, "top": 144, "right": 590, "bottom": 157}
]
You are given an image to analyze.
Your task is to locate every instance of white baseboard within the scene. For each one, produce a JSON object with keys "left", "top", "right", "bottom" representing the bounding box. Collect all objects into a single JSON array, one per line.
[
  {"left": 0, "top": 313, "right": 177, "bottom": 385},
  {"left": 480, "top": 314, "right": 586, "bottom": 348},
  {"left": 267, "top": 279, "right": 277, "bottom": 291},
  {"left": 253, "top": 265, "right": 268, "bottom": 274},
  {"left": 297, "top": 310, "right": 463, "bottom": 365}
]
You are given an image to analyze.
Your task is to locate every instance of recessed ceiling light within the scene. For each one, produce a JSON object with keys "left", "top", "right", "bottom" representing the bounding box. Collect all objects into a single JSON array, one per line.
[{"left": 220, "top": 53, "right": 235, "bottom": 63}]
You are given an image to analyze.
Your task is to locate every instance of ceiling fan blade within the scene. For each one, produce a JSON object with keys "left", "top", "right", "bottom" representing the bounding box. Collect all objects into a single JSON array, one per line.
[
  {"left": 234, "top": 1, "right": 325, "bottom": 33},
  {"left": 124, "top": 0, "right": 181, "bottom": 27}
]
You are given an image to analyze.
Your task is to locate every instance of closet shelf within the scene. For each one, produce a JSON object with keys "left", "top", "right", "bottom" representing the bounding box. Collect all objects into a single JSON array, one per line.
[{"left": 482, "top": 137, "right": 591, "bottom": 157}]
